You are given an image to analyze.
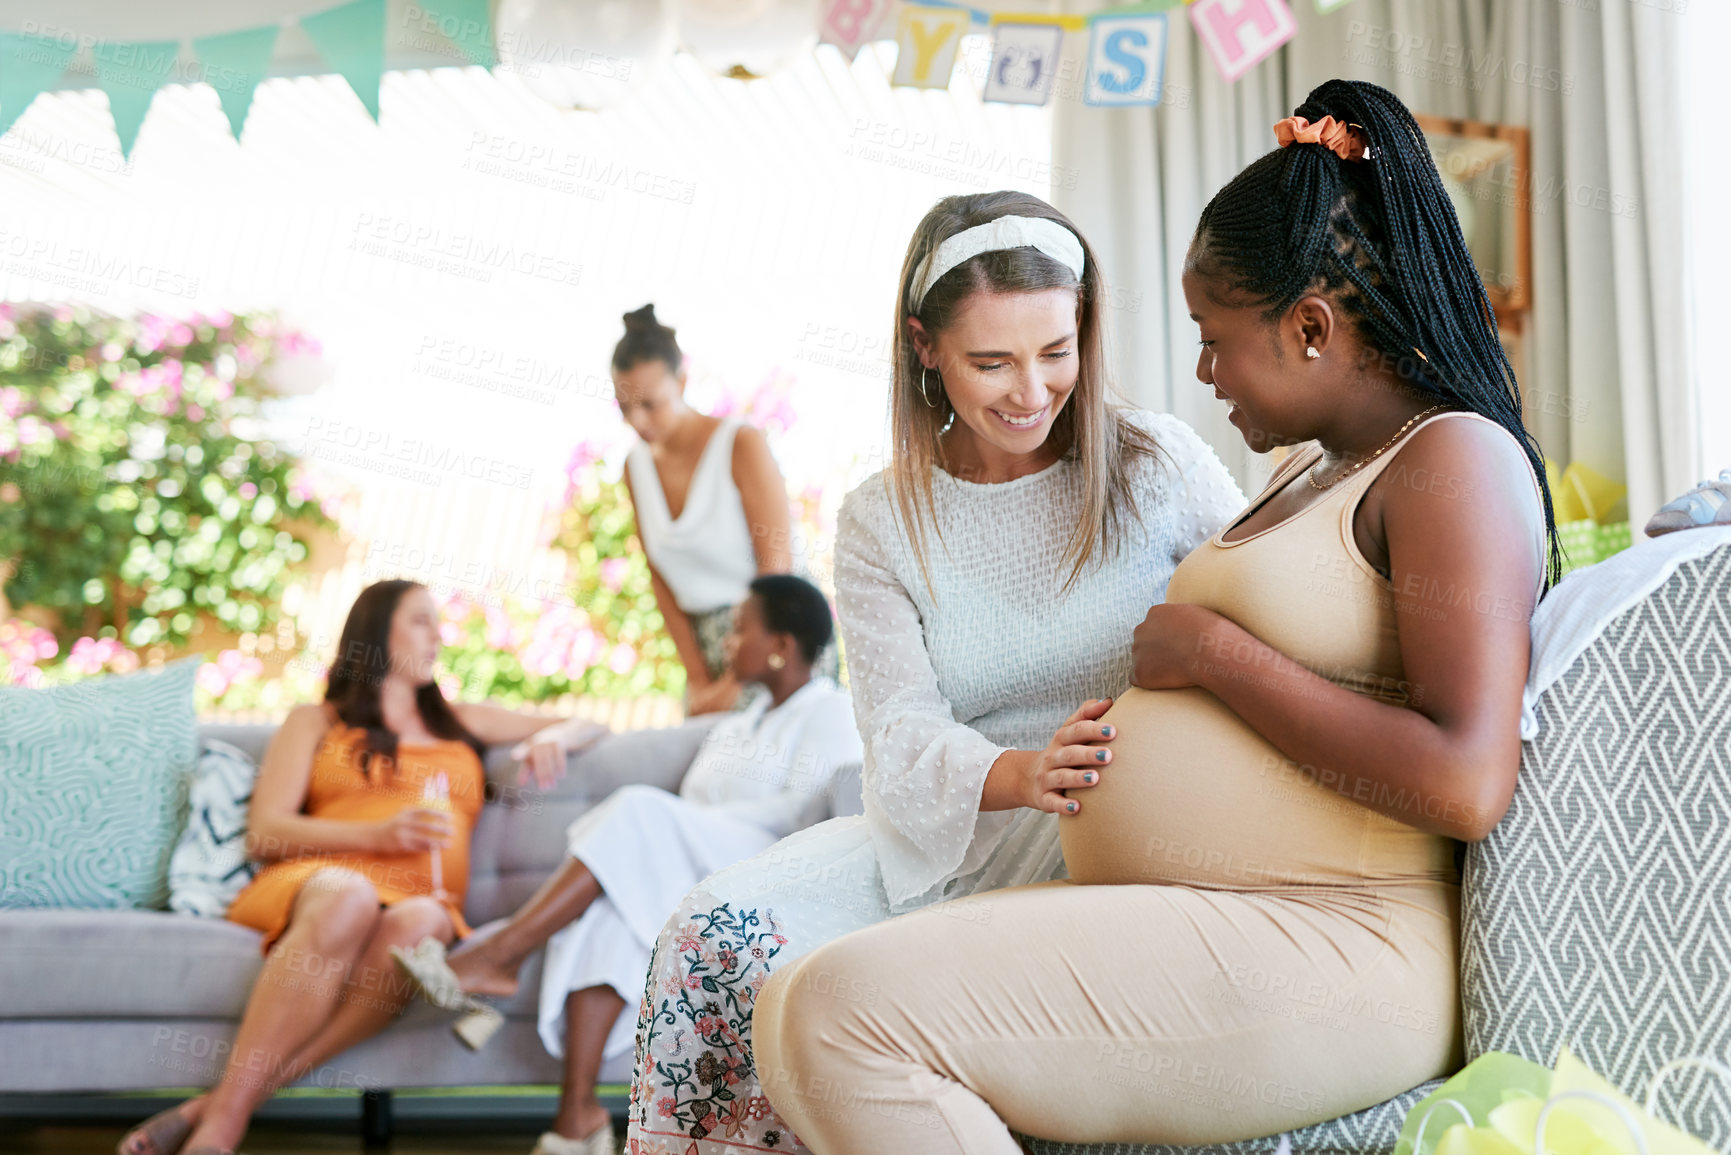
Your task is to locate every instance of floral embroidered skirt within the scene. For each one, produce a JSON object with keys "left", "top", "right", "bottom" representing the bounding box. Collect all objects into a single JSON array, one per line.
[{"left": 625, "top": 816, "right": 894, "bottom": 1155}]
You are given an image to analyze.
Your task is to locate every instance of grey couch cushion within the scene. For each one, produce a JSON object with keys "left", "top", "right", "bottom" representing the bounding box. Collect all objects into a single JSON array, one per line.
[
  {"left": 1461, "top": 544, "right": 1731, "bottom": 1144},
  {"left": 1020, "top": 1078, "right": 1445, "bottom": 1155},
  {"left": 0, "top": 909, "right": 264, "bottom": 1018}
]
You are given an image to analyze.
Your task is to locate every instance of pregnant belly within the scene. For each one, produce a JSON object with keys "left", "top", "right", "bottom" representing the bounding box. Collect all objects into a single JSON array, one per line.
[{"left": 1061, "top": 687, "right": 1379, "bottom": 888}]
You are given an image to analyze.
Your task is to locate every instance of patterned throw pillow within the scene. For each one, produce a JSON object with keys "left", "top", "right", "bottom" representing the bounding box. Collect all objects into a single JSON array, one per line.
[
  {"left": 0, "top": 658, "right": 199, "bottom": 910},
  {"left": 167, "top": 738, "right": 260, "bottom": 917}
]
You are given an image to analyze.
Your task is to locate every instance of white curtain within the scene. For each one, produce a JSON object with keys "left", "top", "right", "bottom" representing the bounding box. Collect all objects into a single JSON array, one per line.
[{"left": 1052, "top": 0, "right": 1695, "bottom": 522}]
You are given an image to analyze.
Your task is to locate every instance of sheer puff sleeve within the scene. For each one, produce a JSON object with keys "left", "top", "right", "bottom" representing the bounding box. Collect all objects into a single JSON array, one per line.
[{"left": 833, "top": 483, "right": 1015, "bottom": 910}]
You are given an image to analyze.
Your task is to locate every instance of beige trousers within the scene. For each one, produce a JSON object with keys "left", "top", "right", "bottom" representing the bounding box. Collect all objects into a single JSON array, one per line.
[{"left": 753, "top": 878, "right": 1461, "bottom": 1155}]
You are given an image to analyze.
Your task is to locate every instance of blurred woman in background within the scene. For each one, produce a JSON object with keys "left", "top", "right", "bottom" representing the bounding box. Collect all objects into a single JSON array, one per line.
[
  {"left": 613, "top": 304, "right": 794, "bottom": 714},
  {"left": 118, "top": 579, "right": 603, "bottom": 1155}
]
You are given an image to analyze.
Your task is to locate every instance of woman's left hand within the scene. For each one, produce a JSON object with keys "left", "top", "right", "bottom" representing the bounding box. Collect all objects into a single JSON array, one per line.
[
  {"left": 513, "top": 718, "right": 610, "bottom": 789},
  {"left": 1131, "top": 603, "right": 1228, "bottom": 691}
]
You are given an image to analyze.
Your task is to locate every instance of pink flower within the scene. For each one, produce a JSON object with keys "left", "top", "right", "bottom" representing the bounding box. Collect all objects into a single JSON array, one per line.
[
  {"left": 238, "top": 482, "right": 258, "bottom": 499},
  {"left": 0, "top": 387, "right": 25, "bottom": 418},
  {"left": 607, "top": 642, "right": 637, "bottom": 675},
  {"left": 0, "top": 621, "right": 57, "bottom": 685},
  {"left": 599, "top": 557, "right": 629, "bottom": 592},
  {"left": 656, "top": 1096, "right": 675, "bottom": 1118},
  {"left": 196, "top": 648, "right": 263, "bottom": 695}
]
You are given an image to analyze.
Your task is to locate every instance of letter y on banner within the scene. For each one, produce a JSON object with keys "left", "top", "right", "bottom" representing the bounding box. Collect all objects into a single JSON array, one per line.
[
  {"left": 892, "top": 5, "right": 970, "bottom": 89},
  {"left": 1084, "top": 13, "right": 1168, "bottom": 106},
  {"left": 1189, "top": 0, "right": 1297, "bottom": 84}
]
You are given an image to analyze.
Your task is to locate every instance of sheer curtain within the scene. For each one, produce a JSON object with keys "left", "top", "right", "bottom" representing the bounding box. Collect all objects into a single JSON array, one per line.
[{"left": 1053, "top": 0, "right": 1695, "bottom": 521}]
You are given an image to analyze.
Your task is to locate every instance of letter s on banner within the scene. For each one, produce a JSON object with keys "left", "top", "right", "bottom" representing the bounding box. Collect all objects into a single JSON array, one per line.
[{"left": 1085, "top": 14, "right": 1169, "bottom": 106}]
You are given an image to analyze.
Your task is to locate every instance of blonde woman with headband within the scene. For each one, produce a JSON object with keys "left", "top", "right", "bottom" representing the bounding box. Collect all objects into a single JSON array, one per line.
[{"left": 622, "top": 191, "right": 1246, "bottom": 1155}]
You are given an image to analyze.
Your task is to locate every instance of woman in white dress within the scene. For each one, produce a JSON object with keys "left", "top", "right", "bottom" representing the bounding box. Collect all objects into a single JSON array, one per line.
[
  {"left": 614, "top": 305, "right": 794, "bottom": 715},
  {"left": 394, "top": 575, "right": 861, "bottom": 1155},
  {"left": 622, "top": 191, "right": 1246, "bottom": 1155}
]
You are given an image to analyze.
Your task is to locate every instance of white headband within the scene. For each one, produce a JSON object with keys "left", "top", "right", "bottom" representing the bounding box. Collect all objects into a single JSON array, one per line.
[{"left": 909, "top": 215, "right": 1086, "bottom": 312}]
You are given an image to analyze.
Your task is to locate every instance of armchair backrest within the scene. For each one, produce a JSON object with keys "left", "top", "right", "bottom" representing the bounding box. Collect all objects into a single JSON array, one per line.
[{"left": 1461, "top": 544, "right": 1731, "bottom": 1144}]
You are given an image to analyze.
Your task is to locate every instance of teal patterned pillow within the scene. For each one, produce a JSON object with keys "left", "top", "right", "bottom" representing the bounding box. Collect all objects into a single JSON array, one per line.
[{"left": 0, "top": 657, "right": 199, "bottom": 909}]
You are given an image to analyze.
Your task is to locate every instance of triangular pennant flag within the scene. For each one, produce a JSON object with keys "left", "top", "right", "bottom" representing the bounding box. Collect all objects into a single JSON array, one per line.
[
  {"left": 301, "top": 0, "right": 386, "bottom": 121},
  {"left": 0, "top": 33, "right": 79, "bottom": 139},
  {"left": 91, "top": 38, "right": 181, "bottom": 158},
  {"left": 414, "top": 0, "right": 496, "bottom": 68},
  {"left": 193, "top": 24, "right": 281, "bottom": 141}
]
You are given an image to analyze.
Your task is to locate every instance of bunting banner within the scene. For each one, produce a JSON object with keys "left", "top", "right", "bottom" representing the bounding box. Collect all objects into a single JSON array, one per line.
[
  {"left": 1188, "top": 0, "right": 1297, "bottom": 84},
  {"left": 1084, "top": 12, "right": 1170, "bottom": 107},
  {"left": 819, "top": 0, "right": 896, "bottom": 61},
  {"left": 0, "top": 0, "right": 1362, "bottom": 155},
  {"left": 192, "top": 24, "right": 281, "bottom": 141},
  {"left": 91, "top": 38, "right": 180, "bottom": 157},
  {"left": 300, "top": 0, "right": 387, "bottom": 121},
  {"left": 890, "top": 5, "right": 970, "bottom": 89},
  {"left": 0, "top": 32, "right": 78, "bottom": 139}
]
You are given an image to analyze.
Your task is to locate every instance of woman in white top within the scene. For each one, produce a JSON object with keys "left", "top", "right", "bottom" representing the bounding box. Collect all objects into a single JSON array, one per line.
[
  {"left": 395, "top": 575, "right": 861, "bottom": 1155},
  {"left": 615, "top": 305, "right": 793, "bottom": 715},
  {"left": 622, "top": 192, "right": 1247, "bottom": 1155}
]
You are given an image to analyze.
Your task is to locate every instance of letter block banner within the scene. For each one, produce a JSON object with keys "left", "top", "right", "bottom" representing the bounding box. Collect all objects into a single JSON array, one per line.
[
  {"left": 891, "top": 4, "right": 970, "bottom": 89},
  {"left": 820, "top": 0, "right": 896, "bottom": 60},
  {"left": 1189, "top": 0, "right": 1298, "bottom": 84},
  {"left": 1084, "top": 12, "right": 1168, "bottom": 107},
  {"left": 984, "top": 22, "right": 1065, "bottom": 105}
]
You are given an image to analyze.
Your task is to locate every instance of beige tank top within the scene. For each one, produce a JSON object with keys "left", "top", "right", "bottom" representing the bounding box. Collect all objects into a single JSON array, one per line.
[{"left": 1061, "top": 412, "right": 1541, "bottom": 891}]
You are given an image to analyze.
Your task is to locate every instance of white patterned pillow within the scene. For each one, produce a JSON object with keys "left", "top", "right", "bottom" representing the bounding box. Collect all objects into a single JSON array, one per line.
[
  {"left": 167, "top": 738, "right": 261, "bottom": 917},
  {"left": 0, "top": 658, "right": 199, "bottom": 909}
]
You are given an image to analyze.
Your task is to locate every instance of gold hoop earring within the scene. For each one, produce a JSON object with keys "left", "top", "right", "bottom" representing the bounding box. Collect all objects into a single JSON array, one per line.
[{"left": 919, "top": 367, "right": 943, "bottom": 409}]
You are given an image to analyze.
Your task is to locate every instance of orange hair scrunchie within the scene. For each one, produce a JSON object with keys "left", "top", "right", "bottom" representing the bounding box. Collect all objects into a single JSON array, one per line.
[{"left": 1272, "top": 115, "right": 1371, "bottom": 162}]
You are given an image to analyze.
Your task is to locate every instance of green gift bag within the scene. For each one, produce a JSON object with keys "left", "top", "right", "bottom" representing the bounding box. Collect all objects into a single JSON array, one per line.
[
  {"left": 1397, "top": 1049, "right": 1729, "bottom": 1155},
  {"left": 1557, "top": 519, "right": 1633, "bottom": 576}
]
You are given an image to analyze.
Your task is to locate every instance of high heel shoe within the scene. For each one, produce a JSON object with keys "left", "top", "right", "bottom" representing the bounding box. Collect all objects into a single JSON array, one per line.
[{"left": 390, "top": 936, "right": 505, "bottom": 1051}]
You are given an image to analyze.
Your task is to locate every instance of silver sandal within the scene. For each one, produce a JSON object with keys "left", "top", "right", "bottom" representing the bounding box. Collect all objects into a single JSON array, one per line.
[{"left": 389, "top": 936, "right": 505, "bottom": 1050}]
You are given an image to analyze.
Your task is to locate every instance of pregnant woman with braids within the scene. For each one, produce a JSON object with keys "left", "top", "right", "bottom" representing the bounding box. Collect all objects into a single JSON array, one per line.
[
  {"left": 623, "top": 190, "right": 1246, "bottom": 1154},
  {"left": 752, "top": 80, "right": 1560, "bottom": 1152}
]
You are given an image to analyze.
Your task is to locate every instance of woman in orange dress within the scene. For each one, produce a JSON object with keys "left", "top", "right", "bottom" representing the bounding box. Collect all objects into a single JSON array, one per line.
[{"left": 119, "top": 579, "right": 607, "bottom": 1155}]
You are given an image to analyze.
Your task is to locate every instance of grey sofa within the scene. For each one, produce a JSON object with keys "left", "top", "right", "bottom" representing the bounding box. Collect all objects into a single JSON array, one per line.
[
  {"left": 0, "top": 715, "right": 865, "bottom": 1096},
  {"left": 1024, "top": 541, "right": 1731, "bottom": 1154}
]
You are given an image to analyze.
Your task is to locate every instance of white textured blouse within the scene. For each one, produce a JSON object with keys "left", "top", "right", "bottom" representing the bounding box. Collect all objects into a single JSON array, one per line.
[{"left": 833, "top": 411, "right": 1246, "bottom": 912}]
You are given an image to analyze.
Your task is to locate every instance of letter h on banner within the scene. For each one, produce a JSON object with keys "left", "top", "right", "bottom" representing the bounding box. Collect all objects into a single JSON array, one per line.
[
  {"left": 1084, "top": 13, "right": 1168, "bottom": 106},
  {"left": 1189, "top": 0, "right": 1297, "bottom": 84}
]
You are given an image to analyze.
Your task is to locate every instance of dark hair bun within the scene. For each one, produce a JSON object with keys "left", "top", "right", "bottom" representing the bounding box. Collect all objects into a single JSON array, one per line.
[
  {"left": 623, "top": 303, "right": 663, "bottom": 332},
  {"left": 614, "top": 304, "right": 682, "bottom": 374}
]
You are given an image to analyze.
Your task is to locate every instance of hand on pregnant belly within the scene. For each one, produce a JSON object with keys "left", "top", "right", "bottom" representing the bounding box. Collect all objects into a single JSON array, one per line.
[
  {"left": 1130, "top": 603, "right": 1225, "bottom": 690},
  {"left": 1019, "top": 698, "right": 1118, "bottom": 815}
]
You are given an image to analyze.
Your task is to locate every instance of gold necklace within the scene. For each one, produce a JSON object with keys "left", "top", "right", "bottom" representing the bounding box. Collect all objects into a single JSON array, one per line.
[{"left": 1307, "top": 404, "right": 1447, "bottom": 492}]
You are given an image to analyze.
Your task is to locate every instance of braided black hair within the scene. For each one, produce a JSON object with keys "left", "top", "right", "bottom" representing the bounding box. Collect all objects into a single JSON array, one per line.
[
  {"left": 1188, "top": 78, "right": 1560, "bottom": 586},
  {"left": 613, "top": 304, "right": 682, "bottom": 375}
]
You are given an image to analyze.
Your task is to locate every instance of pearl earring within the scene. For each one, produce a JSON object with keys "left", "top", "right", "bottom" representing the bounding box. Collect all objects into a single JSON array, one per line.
[
  {"left": 768, "top": 654, "right": 786, "bottom": 670},
  {"left": 1305, "top": 346, "right": 1321, "bottom": 360}
]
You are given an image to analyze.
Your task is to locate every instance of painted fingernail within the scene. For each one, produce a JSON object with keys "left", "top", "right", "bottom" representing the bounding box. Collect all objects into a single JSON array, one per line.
[
  {"left": 1066, "top": 801, "right": 1078, "bottom": 813},
  {"left": 1084, "top": 772, "right": 1096, "bottom": 784},
  {"left": 1095, "top": 750, "right": 1108, "bottom": 762},
  {"left": 1102, "top": 726, "right": 1114, "bottom": 738}
]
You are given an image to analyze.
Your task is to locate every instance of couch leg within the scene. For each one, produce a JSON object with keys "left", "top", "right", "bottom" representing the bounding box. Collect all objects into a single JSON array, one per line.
[{"left": 361, "top": 1088, "right": 393, "bottom": 1146}]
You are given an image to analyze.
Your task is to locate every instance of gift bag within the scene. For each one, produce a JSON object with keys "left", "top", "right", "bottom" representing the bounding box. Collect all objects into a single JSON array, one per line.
[
  {"left": 1397, "top": 1048, "right": 1731, "bottom": 1155},
  {"left": 1546, "top": 459, "right": 1634, "bottom": 575}
]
